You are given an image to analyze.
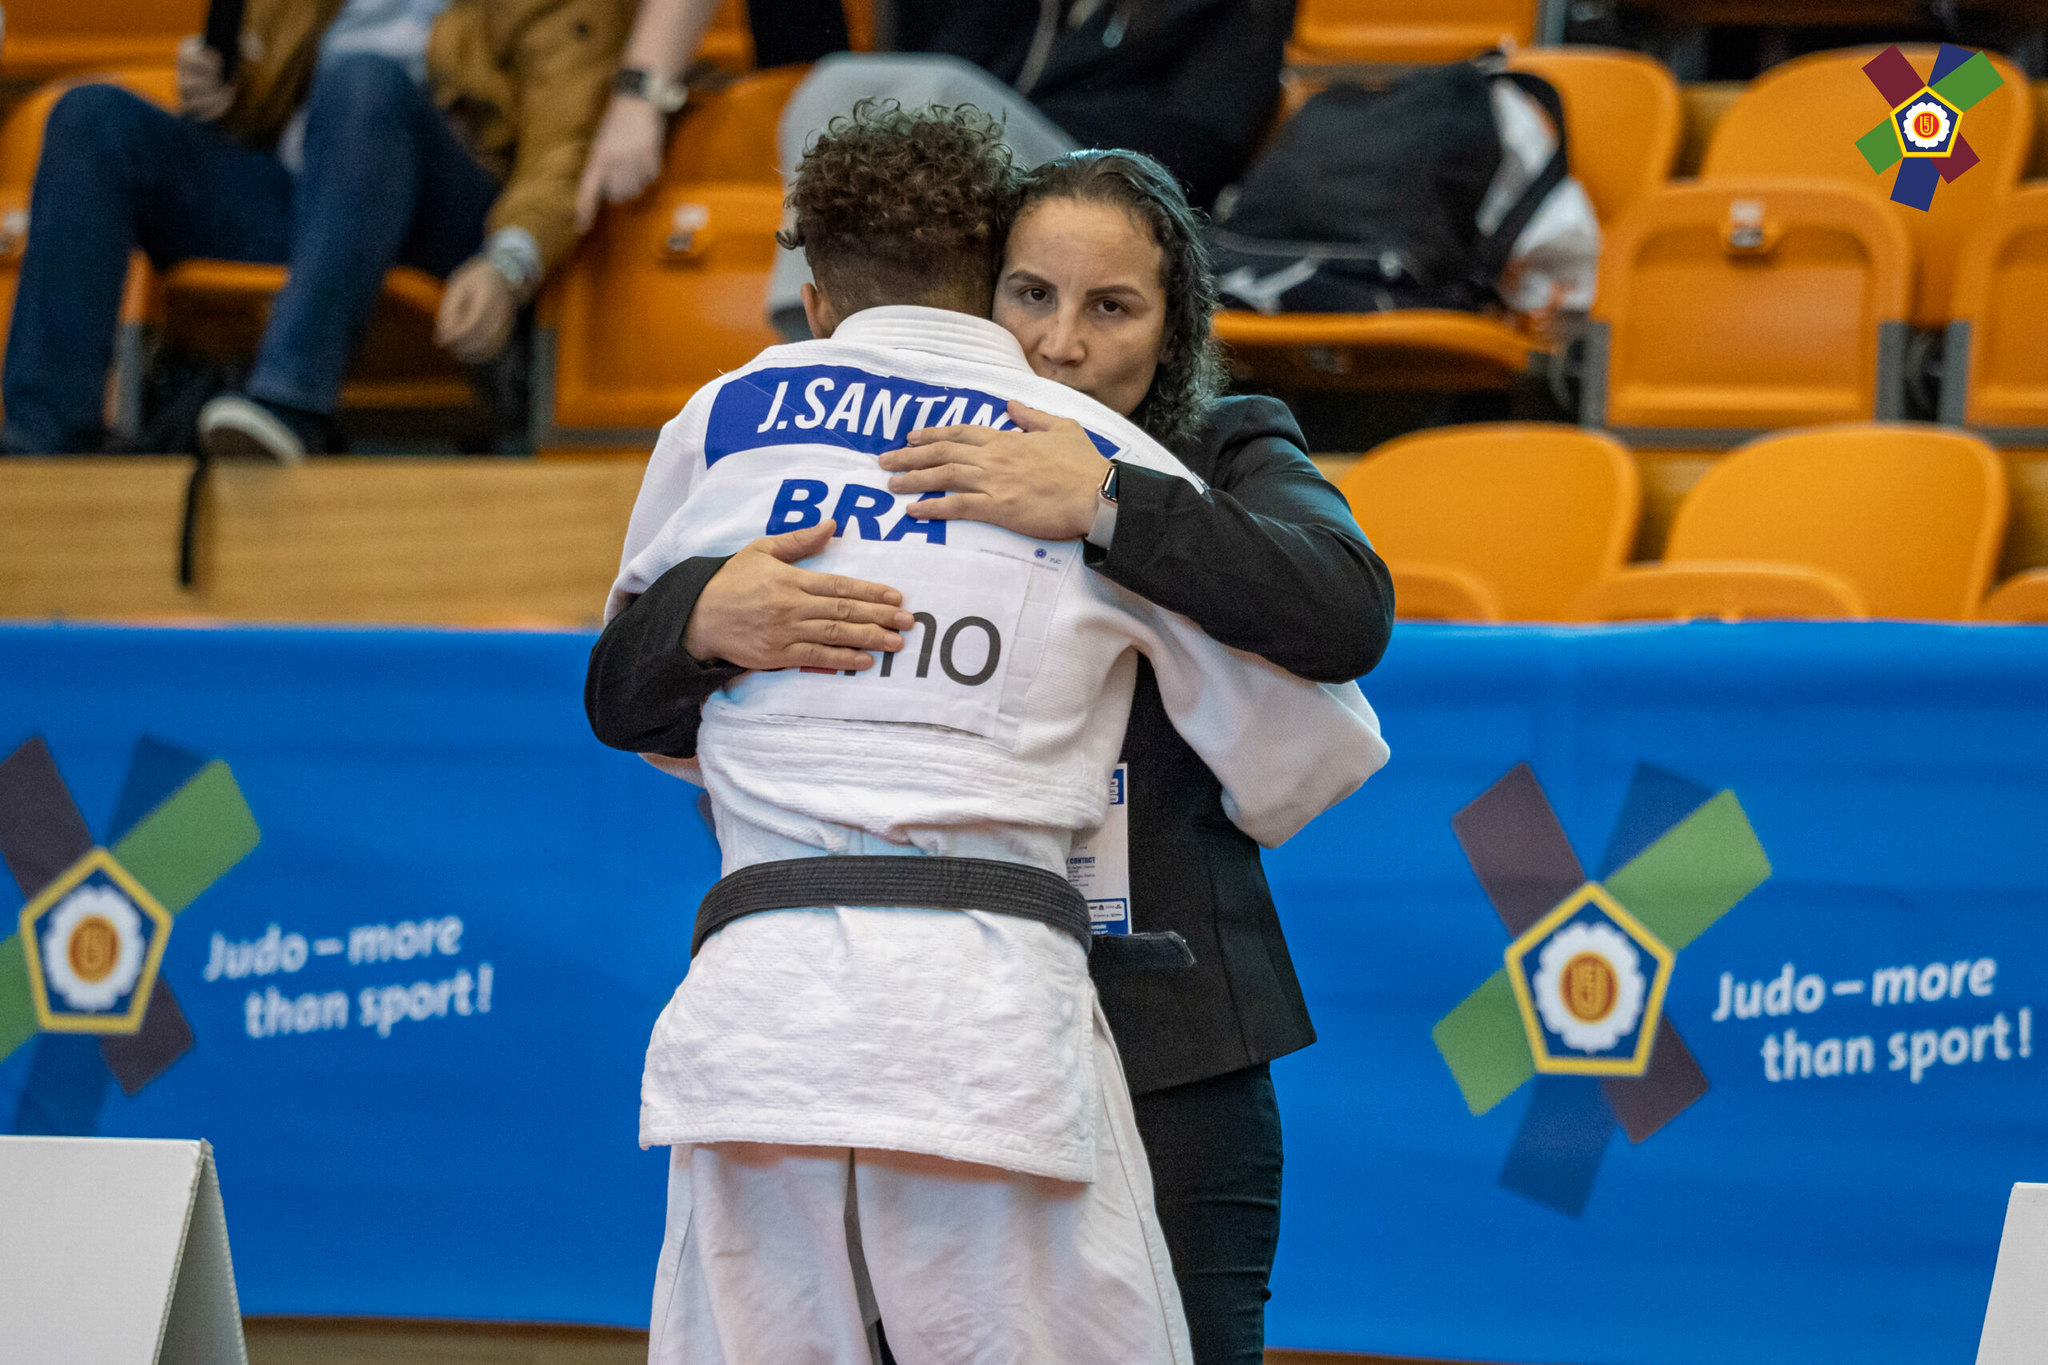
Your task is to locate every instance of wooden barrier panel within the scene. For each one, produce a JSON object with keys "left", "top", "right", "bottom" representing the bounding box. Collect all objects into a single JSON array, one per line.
[
  {"left": 0, "top": 456, "right": 647, "bottom": 627},
  {"left": 201, "top": 457, "right": 645, "bottom": 627},
  {"left": 0, "top": 458, "right": 198, "bottom": 618}
]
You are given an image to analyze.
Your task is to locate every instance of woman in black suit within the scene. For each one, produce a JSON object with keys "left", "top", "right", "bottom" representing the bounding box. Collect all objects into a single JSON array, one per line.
[{"left": 586, "top": 150, "right": 1393, "bottom": 1365}]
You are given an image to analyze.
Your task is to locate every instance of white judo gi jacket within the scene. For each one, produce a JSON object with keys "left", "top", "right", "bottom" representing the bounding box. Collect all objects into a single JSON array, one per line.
[{"left": 610, "top": 306, "right": 1388, "bottom": 1182}]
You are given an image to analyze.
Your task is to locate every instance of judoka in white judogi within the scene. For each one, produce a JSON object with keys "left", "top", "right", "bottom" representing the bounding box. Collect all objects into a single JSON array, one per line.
[{"left": 611, "top": 305, "right": 1389, "bottom": 1365}]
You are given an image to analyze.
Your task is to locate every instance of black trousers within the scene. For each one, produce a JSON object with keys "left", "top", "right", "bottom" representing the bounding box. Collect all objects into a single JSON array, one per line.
[
  {"left": 1134, "top": 1062, "right": 1285, "bottom": 1365},
  {"left": 879, "top": 1061, "right": 1284, "bottom": 1365}
]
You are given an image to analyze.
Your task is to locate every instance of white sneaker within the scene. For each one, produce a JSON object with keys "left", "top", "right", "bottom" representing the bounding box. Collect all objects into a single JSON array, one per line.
[{"left": 197, "top": 395, "right": 308, "bottom": 465}]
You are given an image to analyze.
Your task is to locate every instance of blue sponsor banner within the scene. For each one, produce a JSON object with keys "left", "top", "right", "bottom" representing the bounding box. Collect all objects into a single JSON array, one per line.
[
  {"left": 1, "top": 621, "right": 2045, "bottom": 1361},
  {"left": 706, "top": 364, "right": 1122, "bottom": 464}
]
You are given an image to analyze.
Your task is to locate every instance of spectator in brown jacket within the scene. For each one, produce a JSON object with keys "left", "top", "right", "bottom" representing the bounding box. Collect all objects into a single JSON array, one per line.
[{"left": 0, "top": 0, "right": 626, "bottom": 459}]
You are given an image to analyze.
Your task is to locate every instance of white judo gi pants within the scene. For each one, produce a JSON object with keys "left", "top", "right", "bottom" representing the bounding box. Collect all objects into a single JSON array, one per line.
[{"left": 648, "top": 1005, "right": 1192, "bottom": 1365}]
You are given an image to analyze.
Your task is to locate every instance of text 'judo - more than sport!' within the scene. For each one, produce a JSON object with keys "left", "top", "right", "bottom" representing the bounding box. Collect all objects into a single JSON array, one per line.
[
  {"left": 1709, "top": 956, "right": 2032, "bottom": 1085},
  {"left": 196, "top": 916, "right": 496, "bottom": 1041}
]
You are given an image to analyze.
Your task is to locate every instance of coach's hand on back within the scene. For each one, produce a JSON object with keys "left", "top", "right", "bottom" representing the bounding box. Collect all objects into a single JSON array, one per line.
[
  {"left": 878, "top": 401, "right": 1109, "bottom": 542},
  {"left": 686, "top": 521, "right": 916, "bottom": 673}
]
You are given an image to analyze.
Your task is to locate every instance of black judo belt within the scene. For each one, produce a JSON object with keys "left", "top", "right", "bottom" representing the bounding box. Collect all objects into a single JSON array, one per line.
[{"left": 693, "top": 855, "right": 1194, "bottom": 979}]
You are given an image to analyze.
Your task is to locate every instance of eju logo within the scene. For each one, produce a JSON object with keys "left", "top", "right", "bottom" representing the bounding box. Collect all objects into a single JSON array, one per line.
[
  {"left": 1431, "top": 763, "right": 1770, "bottom": 1216},
  {"left": 1854, "top": 44, "right": 2005, "bottom": 210},
  {"left": 2, "top": 736, "right": 259, "bottom": 1113}
]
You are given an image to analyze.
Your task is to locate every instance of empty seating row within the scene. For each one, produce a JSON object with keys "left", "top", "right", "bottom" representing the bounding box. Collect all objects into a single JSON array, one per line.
[
  {"left": 1589, "top": 176, "right": 2048, "bottom": 444},
  {"left": 0, "top": 0, "right": 202, "bottom": 79},
  {"left": 1339, "top": 421, "right": 2044, "bottom": 622},
  {"left": 1227, "top": 44, "right": 2039, "bottom": 427}
]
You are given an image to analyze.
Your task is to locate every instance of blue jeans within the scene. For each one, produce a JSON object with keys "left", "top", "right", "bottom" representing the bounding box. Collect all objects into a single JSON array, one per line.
[{"left": 3, "top": 53, "right": 499, "bottom": 452}]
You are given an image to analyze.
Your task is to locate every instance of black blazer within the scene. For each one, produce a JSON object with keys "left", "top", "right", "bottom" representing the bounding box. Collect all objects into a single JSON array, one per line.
[{"left": 585, "top": 394, "right": 1392, "bottom": 1094}]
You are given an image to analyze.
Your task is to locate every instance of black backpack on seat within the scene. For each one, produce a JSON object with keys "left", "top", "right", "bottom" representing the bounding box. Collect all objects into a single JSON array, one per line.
[{"left": 1211, "top": 60, "right": 1569, "bottom": 315}]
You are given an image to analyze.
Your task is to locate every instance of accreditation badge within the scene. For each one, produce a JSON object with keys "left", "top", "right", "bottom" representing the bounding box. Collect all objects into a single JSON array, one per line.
[{"left": 1067, "top": 763, "right": 1131, "bottom": 935}]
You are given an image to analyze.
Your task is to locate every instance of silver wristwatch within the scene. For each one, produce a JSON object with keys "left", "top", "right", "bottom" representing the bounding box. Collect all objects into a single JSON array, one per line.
[
  {"left": 1087, "top": 461, "right": 1120, "bottom": 549},
  {"left": 614, "top": 67, "right": 687, "bottom": 115}
]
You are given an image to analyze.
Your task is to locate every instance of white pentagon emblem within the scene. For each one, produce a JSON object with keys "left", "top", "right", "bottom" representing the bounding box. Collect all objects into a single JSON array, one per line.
[
  {"left": 1505, "top": 883, "right": 1674, "bottom": 1076},
  {"left": 18, "top": 848, "right": 173, "bottom": 1034},
  {"left": 1892, "top": 90, "right": 1961, "bottom": 158},
  {"left": 1901, "top": 98, "right": 1952, "bottom": 150}
]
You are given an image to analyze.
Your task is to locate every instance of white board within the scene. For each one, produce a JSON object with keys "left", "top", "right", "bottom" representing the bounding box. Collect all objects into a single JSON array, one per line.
[
  {"left": 1978, "top": 1182, "right": 2048, "bottom": 1365},
  {"left": 0, "top": 1136, "right": 247, "bottom": 1365}
]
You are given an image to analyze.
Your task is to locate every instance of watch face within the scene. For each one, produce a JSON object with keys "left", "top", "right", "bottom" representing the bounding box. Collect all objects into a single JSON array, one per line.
[{"left": 1101, "top": 464, "right": 1120, "bottom": 502}]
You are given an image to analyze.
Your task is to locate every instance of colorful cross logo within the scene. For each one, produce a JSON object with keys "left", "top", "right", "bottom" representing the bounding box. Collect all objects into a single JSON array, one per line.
[
  {"left": 1431, "top": 763, "right": 1770, "bottom": 1216},
  {"left": 1, "top": 736, "right": 259, "bottom": 1129},
  {"left": 1855, "top": 44, "right": 2004, "bottom": 211}
]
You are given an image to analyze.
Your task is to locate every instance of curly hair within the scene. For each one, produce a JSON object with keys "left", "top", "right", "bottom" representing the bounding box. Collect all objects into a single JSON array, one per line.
[
  {"left": 780, "top": 100, "right": 1020, "bottom": 318},
  {"left": 1013, "top": 150, "right": 1226, "bottom": 453}
]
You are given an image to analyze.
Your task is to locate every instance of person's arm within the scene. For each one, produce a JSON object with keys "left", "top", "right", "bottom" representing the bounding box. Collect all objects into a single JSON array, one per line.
[
  {"left": 879, "top": 397, "right": 1394, "bottom": 684},
  {"left": 586, "top": 521, "right": 913, "bottom": 757},
  {"left": 1089, "top": 402, "right": 1394, "bottom": 684},
  {"left": 1115, "top": 562, "right": 1390, "bottom": 849},
  {"left": 436, "top": 0, "right": 628, "bottom": 362},
  {"left": 574, "top": 0, "right": 727, "bottom": 230},
  {"left": 587, "top": 556, "right": 742, "bottom": 755}
]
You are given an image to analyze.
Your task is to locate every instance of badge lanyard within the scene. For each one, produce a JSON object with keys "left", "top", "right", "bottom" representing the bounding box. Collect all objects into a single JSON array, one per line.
[{"left": 1067, "top": 763, "right": 1131, "bottom": 935}]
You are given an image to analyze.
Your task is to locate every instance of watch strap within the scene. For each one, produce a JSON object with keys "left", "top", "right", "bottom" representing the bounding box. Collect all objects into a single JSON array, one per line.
[{"left": 615, "top": 67, "right": 687, "bottom": 114}]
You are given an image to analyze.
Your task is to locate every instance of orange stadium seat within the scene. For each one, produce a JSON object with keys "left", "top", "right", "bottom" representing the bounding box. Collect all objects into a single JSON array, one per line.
[
  {"left": 1506, "top": 47, "right": 1680, "bottom": 227},
  {"left": 147, "top": 261, "right": 473, "bottom": 416},
  {"left": 1336, "top": 423, "right": 1640, "bottom": 620},
  {"left": 697, "top": 0, "right": 756, "bottom": 72},
  {"left": 0, "top": 0, "right": 202, "bottom": 78},
  {"left": 1582, "top": 180, "right": 1911, "bottom": 444},
  {"left": 1573, "top": 424, "right": 2007, "bottom": 621},
  {"left": 843, "top": 0, "right": 876, "bottom": 54},
  {"left": 1942, "top": 185, "right": 2048, "bottom": 440},
  {"left": 1701, "top": 45, "right": 2032, "bottom": 330},
  {"left": 697, "top": 0, "right": 876, "bottom": 73},
  {"left": 1978, "top": 569, "right": 2048, "bottom": 621},
  {"left": 538, "top": 66, "right": 802, "bottom": 442},
  {"left": 1384, "top": 563, "right": 1503, "bottom": 621},
  {"left": 1287, "top": 0, "right": 1538, "bottom": 66},
  {"left": 1212, "top": 309, "right": 1546, "bottom": 394},
  {"left": 1577, "top": 563, "right": 1870, "bottom": 620},
  {"left": 1621, "top": 0, "right": 1924, "bottom": 25}
]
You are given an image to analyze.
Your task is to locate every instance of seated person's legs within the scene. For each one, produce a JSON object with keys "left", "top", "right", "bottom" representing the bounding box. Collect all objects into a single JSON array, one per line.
[
  {"left": 217, "top": 51, "right": 500, "bottom": 454},
  {"left": 1, "top": 84, "right": 292, "bottom": 453},
  {"left": 765, "top": 54, "right": 1078, "bottom": 336}
]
